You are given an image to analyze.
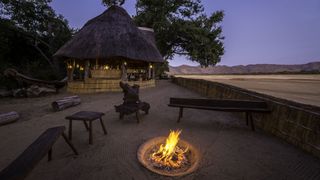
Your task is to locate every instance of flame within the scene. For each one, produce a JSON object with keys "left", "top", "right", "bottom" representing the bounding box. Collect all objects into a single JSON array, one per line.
[{"left": 151, "top": 130, "right": 188, "bottom": 168}]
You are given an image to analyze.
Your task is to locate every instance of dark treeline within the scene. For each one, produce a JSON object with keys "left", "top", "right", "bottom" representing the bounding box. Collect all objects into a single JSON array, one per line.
[{"left": 0, "top": 0, "right": 74, "bottom": 89}]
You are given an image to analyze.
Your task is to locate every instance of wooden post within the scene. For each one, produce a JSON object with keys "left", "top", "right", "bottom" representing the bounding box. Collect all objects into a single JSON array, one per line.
[
  {"left": 95, "top": 58, "right": 99, "bottom": 69},
  {"left": 249, "top": 113, "right": 255, "bottom": 131},
  {"left": 89, "top": 121, "right": 93, "bottom": 145},
  {"left": 121, "top": 63, "right": 128, "bottom": 81},
  {"left": 245, "top": 112, "right": 249, "bottom": 125},
  {"left": 177, "top": 107, "right": 183, "bottom": 123},
  {"left": 62, "top": 133, "right": 79, "bottom": 155},
  {"left": 136, "top": 111, "right": 140, "bottom": 123},
  {"left": 83, "top": 121, "right": 89, "bottom": 131},
  {"left": 84, "top": 60, "right": 90, "bottom": 80},
  {"left": 152, "top": 63, "right": 155, "bottom": 79},
  {"left": 148, "top": 63, "right": 152, "bottom": 79},
  {"left": 100, "top": 118, "right": 107, "bottom": 134},
  {"left": 69, "top": 120, "right": 72, "bottom": 140},
  {"left": 67, "top": 60, "right": 75, "bottom": 81},
  {"left": 48, "top": 148, "right": 52, "bottom": 161}
]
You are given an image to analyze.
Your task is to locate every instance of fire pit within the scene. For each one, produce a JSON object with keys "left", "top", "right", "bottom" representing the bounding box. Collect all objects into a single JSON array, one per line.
[{"left": 137, "top": 130, "right": 200, "bottom": 177}]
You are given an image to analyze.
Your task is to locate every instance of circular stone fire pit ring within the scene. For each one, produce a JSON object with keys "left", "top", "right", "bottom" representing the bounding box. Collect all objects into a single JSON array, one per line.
[{"left": 137, "top": 137, "right": 200, "bottom": 177}]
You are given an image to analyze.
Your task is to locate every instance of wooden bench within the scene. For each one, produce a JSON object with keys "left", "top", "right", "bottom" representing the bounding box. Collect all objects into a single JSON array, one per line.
[
  {"left": 168, "top": 98, "right": 271, "bottom": 131},
  {"left": 0, "top": 126, "right": 78, "bottom": 180}
]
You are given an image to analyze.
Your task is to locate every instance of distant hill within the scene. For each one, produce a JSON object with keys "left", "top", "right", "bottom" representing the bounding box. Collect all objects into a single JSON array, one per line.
[{"left": 168, "top": 61, "right": 320, "bottom": 75}]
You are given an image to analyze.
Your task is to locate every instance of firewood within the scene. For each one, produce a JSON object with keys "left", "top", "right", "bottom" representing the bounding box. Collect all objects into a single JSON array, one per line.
[{"left": 51, "top": 96, "right": 81, "bottom": 111}]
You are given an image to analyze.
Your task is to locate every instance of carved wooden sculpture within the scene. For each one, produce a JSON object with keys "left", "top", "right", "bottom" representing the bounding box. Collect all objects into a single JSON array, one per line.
[{"left": 115, "top": 82, "right": 150, "bottom": 123}]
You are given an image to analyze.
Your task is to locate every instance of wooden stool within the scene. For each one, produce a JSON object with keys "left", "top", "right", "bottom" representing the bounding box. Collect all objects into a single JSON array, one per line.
[{"left": 65, "top": 111, "right": 107, "bottom": 144}]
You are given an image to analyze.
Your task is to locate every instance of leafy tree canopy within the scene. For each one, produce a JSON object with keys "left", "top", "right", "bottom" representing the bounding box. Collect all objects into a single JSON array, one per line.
[
  {"left": 0, "top": 0, "right": 73, "bottom": 84},
  {"left": 134, "top": 0, "right": 224, "bottom": 67}
]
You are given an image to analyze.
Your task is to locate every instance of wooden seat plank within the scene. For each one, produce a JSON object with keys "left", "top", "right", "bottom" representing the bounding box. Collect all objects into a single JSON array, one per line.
[
  {"left": 168, "top": 98, "right": 271, "bottom": 130},
  {"left": 0, "top": 126, "right": 78, "bottom": 180}
]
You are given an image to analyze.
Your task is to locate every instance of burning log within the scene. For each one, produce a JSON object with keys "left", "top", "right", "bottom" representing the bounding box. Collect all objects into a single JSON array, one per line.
[
  {"left": 137, "top": 130, "right": 200, "bottom": 177},
  {"left": 150, "top": 130, "right": 189, "bottom": 169},
  {"left": 51, "top": 96, "right": 81, "bottom": 111},
  {"left": 0, "top": 111, "right": 19, "bottom": 126}
]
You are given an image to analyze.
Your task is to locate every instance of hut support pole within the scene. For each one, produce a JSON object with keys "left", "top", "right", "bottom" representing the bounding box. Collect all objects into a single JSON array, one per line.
[
  {"left": 121, "top": 63, "right": 128, "bottom": 82},
  {"left": 152, "top": 64, "right": 155, "bottom": 79},
  {"left": 84, "top": 60, "right": 90, "bottom": 80},
  {"left": 67, "top": 60, "right": 75, "bottom": 81},
  {"left": 95, "top": 59, "right": 99, "bottom": 69},
  {"left": 148, "top": 63, "right": 152, "bottom": 80}
]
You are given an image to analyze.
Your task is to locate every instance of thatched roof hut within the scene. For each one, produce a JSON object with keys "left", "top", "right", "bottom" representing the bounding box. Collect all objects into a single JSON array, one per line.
[{"left": 53, "top": 6, "right": 163, "bottom": 63}]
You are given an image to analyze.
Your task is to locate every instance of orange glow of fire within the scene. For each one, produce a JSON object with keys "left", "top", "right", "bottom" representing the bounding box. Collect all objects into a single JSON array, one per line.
[{"left": 151, "top": 130, "right": 188, "bottom": 168}]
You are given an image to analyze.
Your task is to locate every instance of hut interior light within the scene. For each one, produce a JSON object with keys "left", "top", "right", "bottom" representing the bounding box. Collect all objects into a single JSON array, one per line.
[
  {"left": 124, "top": 62, "right": 127, "bottom": 66},
  {"left": 104, "top": 65, "right": 109, "bottom": 70},
  {"left": 67, "top": 65, "right": 73, "bottom": 69},
  {"left": 149, "top": 64, "right": 153, "bottom": 69},
  {"left": 79, "top": 67, "right": 84, "bottom": 71},
  {"left": 76, "top": 64, "right": 80, "bottom": 68}
]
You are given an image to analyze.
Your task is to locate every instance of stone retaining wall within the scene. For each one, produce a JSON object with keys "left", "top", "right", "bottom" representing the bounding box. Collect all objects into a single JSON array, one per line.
[
  {"left": 172, "top": 77, "right": 320, "bottom": 158},
  {"left": 68, "top": 79, "right": 155, "bottom": 93}
]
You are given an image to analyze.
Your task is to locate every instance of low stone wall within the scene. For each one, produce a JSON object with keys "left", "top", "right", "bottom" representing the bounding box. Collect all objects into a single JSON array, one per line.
[
  {"left": 172, "top": 77, "right": 320, "bottom": 158},
  {"left": 67, "top": 79, "right": 155, "bottom": 93}
]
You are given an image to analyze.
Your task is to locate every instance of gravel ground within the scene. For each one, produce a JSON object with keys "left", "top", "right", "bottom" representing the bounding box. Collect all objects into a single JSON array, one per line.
[{"left": 0, "top": 80, "right": 319, "bottom": 180}]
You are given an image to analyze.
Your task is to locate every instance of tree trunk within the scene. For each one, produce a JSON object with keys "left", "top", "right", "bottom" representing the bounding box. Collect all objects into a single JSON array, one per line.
[
  {"left": 0, "top": 111, "right": 19, "bottom": 126},
  {"left": 32, "top": 44, "right": 55, "bottom": 70},
  {"left": 51, "top": 96, "right": 81, "bottom": 111}
]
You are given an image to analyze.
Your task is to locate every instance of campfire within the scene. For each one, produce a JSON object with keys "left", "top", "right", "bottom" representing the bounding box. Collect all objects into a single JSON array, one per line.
[
  {"left": 150, "top": 130, "right": 188, "bottom": 168},
  {"left": 137, "top": 130, "right": 200, "bottom": 177}
]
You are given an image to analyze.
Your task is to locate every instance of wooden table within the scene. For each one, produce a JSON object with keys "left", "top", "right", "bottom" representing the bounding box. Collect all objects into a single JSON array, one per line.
[{"left": 65, "top": 111, "right": 107, "bottom": 144}]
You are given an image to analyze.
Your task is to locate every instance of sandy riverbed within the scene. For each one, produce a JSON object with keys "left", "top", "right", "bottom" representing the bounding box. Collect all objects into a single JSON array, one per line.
[
  {"left": 176, "top": 75, "right": 320, "bottom": 107},
  {"left": 0, "top": 80, "right": 319, "bottom": 180}
]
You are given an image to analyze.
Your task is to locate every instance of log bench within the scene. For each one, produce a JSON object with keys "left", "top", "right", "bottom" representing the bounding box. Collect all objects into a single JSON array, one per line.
[
  {"left": 0, "top": 126, "right": 78, "bottom": 180},
  {"left": 168, "top": 98, "right": 271, "bottom": 131},
  {"left": 51, "top": 95, "right": 81, "bottom": 111},
  {"left": 0, "top": 111, "right": 19, "bottom": 126}
]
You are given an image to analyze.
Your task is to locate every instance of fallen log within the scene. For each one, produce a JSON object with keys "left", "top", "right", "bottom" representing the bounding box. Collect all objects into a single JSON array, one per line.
[
  {"left": 0, "top": 111, "right": 19, "bottom": 126},
  {"left": 4, "top": 68, "right": 67, "bottom": 92},
  {"left": 26, "top": 85, "right": 56, "bottom": 97},
  {"left": 51, "top": 96, "right": 81, "bottom": 111},
  {"left": 13, "top": 89, "right": 27, "bottom": 98}
]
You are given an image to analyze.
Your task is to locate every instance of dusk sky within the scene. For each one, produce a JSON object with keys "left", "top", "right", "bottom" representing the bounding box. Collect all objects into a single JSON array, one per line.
[{"left": 51, "top": 0, "right": 320, "bottom": 67}]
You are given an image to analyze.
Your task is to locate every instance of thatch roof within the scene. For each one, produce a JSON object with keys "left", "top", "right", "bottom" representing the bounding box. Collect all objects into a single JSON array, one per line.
[
  {"left": 138, "top": 27, "right": 157, "bottom": 46},
  {"left": 53, "top": 6, "right": 163, "bottom": 63}
]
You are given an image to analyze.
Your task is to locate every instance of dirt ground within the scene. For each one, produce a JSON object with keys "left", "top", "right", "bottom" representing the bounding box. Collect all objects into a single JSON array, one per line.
[
  {"left": 176, "top": 75, "right": 320, "bottom": 107},
  {"left": 0, "top": 80, "right": 320, "bottom": 180}
]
